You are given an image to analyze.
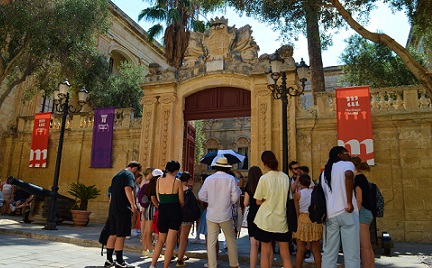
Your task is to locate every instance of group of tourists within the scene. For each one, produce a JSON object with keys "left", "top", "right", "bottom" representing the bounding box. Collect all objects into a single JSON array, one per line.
[{"left": 104, "top": 145, "right": 376, "bottom": 268}]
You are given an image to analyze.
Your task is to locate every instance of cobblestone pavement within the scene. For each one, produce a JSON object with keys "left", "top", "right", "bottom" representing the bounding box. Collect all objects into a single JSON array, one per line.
[{"left": 1, "top": 215, "right": 431, "bottom": 267}]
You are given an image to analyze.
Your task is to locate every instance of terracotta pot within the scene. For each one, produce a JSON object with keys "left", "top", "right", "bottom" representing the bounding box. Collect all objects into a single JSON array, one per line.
[{"left": 71, "top": 210, "right": 92, "bottom": 227}]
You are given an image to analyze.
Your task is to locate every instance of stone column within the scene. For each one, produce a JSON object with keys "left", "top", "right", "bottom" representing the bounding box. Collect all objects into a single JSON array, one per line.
[{"left": 139, "top": 96, "right": 158, "bottom": 167}]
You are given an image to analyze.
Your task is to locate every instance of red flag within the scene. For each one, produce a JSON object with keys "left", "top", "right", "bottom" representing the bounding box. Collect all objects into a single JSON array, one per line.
[
  {"left": 29, "top": 112, "right": 51, "bottom": 168},
  {"left": 336, "top": 86, "right": 375, "bottom": 165}
]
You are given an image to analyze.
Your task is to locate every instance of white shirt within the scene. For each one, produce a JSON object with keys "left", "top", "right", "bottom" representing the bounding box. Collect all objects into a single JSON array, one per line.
[
  {"left": 322, "top": 161, "right": 358, "bottom": 218},
  {"left": 198, "top": 171, "right": 241, "bottom": 223}
]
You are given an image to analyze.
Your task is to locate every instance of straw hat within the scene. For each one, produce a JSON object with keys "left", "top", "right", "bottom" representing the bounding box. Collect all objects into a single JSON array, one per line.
[{"left": 212, "top": 157, "right": 232, "bottom": 168}]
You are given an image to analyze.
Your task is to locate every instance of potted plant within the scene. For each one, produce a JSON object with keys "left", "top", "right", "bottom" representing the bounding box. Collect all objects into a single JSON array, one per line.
[{"left": 67, "top": 182, "right": 100, "bottom": 226}]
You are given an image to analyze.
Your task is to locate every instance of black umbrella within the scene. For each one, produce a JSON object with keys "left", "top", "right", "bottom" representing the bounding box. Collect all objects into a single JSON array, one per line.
[{"left": 200, "top": 149, "right": 246, "bottom": 166}]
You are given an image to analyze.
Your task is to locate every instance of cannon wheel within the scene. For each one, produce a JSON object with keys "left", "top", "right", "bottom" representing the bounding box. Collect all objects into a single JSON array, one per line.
[{"left": 23, "top": 209, "right": 32, "bottom": 223}]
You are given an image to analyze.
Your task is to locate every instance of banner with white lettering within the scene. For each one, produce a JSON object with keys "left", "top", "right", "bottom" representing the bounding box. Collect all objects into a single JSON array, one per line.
[
  {"left": 29, "top": 112, "right": 51, "bottom": 167},
  {"left": 91, "top": 107, "right": 115, "bottom": 168},
  {"left": 336, "top": 86, "right": 375, "bottom": 165}
]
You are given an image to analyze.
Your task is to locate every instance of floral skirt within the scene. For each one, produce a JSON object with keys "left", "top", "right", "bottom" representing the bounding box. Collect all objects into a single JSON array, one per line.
[{"left": 293, "top": 213, "right": 323, "bottom": 242}]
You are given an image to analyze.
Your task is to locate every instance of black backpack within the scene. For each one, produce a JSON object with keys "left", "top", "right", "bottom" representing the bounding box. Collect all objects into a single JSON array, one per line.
[
  {"left": 369, "top": 182, "right": 384, "bottom": 217},
  {"left": 182, "top": 189, "right": 201, "bottom": 222},
  {"left": 137, "top": 183, "right": 150, "bottom": 208},
  {"left": 308, "top": 173, "right": 327, "bottom": 224},
  {"left": 98, "top": 218, "right": 110, "bottom": 256}
]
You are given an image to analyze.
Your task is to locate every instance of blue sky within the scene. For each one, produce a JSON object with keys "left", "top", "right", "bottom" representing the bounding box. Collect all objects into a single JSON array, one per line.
[{"left": 112, "top": 0, "right": 411, "bottom": 67}]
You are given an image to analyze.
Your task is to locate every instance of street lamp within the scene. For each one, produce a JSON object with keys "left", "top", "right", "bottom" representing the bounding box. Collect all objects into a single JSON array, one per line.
[
  {"left": 44, "top": 80, "right": 88, "bottom": 230},
  {"left": 266, "top": 50, "right": 309, "bottom": 174}
]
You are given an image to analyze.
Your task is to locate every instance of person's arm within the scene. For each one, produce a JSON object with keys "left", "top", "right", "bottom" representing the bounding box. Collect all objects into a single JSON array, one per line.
[
  {"left": 151, "top": 196, "right": 159, "bottom": 208},
  {"left": 198, "top": 181, "right": 208, "bottom": 202},
  {"left": 254, "top": 179, "right": 265, "bottom": 205},
  {"left": 291, "top": 175, "right": 300, "bottom": 193},
  {"left": 294, "top": 192, "right": 301, "bottom": 217},
  {"left": 177, "top": 180, "right": 185, "bottom": 206},
  {"left": 125, "top": 186, "right": 136, "bottom": 212},
  {"left": 355, "top": 186, "right": 362, "bottom": 211},
  {"left": 345, "top": 170, "right": 355, "bottom": 213},
  {"left": 231, "top": 183, "right": 241, "bottom": 204},
  {"left": 243, "top": 192, "right": 250, "bottom": 208}
]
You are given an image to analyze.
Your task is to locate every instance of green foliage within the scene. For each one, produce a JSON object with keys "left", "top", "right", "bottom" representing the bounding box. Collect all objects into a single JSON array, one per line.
[
  {"left": 0, "top": 0, "right": 111, "bottom": 107},
  {"left": 87, "top": 62, "right": 146, "bottom": 116},
  {"left": 67, "top": 182, "right": 101, "bottom": 211},
  {"left": 194, "top": 120, "right": 205, "bottom": 164},
  {"left": 340, "top": 34, "right": 426, "bottom": 88},
  {"left": 139, "top": 0, "right": 224, "bottom": 67}
]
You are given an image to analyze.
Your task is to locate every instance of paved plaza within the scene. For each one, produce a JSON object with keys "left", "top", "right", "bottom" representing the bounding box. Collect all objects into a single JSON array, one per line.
[{"left": 1, "top": 215, "right": 431, "bottom": 267}]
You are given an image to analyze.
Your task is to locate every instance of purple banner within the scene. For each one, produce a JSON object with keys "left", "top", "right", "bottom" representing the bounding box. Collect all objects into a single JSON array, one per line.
[{"left": 91, "top": 107, "right": 115, "bottom": 168}]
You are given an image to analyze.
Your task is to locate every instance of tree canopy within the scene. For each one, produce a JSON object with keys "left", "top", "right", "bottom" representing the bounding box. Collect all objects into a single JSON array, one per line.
[
  {"left": 340, "top": 34, "right": 426, "bottom": 88},
  {"left": 87, "top": 62, "right": 146, "bottom": 116},
  {"left": 139, "top": 0, "right": 223, "bottom": 68},
  {"left": 0, "top": 0, "right": 111, "bottom": 108},
  {"left": 224, "top": 0, "right": 432, "bottom": 96}
]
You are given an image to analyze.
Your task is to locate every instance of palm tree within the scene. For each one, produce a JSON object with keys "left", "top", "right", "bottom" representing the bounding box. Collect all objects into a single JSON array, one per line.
[{"left": 139, "top": 0, "right": 223, "bottom": 69}]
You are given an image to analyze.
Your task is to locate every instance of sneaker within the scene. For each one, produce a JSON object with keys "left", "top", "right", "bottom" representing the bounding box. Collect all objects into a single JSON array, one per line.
[
  {"left": 147, "top": 250, "right": 154, "bottom": 258},
  {"left": 125, "top": 236, "right": 131, "bottom": 240},
  {"left": 115, "top": 260, "right": 134, "bottom": 268},
  {"left": 304, "top": 249, "right": 311, "bottom": 259},
  {"left": 131, "top": 229, "right": 140, "bottom": 237},
  {"left": 104, "top": 260, "right": 115, "bottom": 267},
  {"left": 304, "top": 254, "right": 315, "bottom": 264},
  {"left": 176, "top": 260, "right": 186, "bottom": 267},
  {"left": 141, "top": 250, "right": 148, "bottom": 259},
  {"left": 9, "top": 204, "right": 16, "bottom": 212},
  {"left": 149, "top": 265, "right": 156, "bottom": 268}
]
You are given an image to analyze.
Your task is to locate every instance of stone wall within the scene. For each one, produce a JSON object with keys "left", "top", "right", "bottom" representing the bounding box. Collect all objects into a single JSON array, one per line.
[
  {"left": 0, "top": 109, "right": 141, "bottom": 224},
  {"left": 293, "top": 85, "right": 432, "bottom": 242}
]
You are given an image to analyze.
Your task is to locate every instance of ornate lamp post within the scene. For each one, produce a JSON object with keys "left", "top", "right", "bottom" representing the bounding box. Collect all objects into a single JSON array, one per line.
[
  {"left": 44, "top": 80, "right": 88, "bottom": 230},
  {"left": 266, "top": 51, "right": 309, "bottom": 174}
]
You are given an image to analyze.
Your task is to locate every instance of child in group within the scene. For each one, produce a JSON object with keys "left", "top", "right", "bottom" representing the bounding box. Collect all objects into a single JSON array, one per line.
[{"left": 293, "top": 174, "right": 322, "bottom": 268}]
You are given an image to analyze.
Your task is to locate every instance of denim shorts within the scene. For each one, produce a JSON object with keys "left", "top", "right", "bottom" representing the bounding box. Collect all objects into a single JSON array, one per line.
[{"left": 359, "top": 206, "right": 373, "bottom": 224}]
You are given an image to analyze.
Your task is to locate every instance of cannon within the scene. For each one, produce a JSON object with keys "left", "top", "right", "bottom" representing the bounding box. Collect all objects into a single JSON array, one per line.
[{"left": 7, "top": 176, "right": 75, "bottom": 223}]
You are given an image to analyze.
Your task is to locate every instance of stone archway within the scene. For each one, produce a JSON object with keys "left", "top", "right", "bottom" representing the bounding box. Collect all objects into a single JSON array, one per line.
[{"left": 139, "top": 18, "right": 301, "bottom": 170}]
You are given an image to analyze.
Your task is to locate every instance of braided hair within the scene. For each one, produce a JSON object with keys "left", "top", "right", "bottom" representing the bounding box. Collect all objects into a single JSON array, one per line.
[{"left": 324, "top": 146, "right": 348, "bottom": 191}]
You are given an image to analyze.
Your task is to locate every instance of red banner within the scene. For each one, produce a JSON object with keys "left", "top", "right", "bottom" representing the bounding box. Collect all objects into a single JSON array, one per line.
[
  {"left": 336, "top": 86, "right": 375, "bottom": 165},
  {"left": 29, "top": 112, "right": 51, "bottom": 168}
]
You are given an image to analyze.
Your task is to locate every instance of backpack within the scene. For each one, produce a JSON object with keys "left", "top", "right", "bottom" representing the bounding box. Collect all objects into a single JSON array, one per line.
[
  {"left": 137, "top": 183, "right": 150, "bottom": 208},
  {"left": 308, "top": 173, "right": 327, "bottom": 224},
  {"left": 98, "top": 218, "right": 110, "bottom": 256},
  {"left": 182, "top": 189, "right": 201, "bottom": 222},
  {"left": 369, "top": 182, "right": 384, "bottom": 217}
]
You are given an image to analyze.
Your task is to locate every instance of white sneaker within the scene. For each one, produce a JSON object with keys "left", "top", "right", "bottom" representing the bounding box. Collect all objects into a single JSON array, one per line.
[
  {"left": 9, "top": 204, "right": 16, "bottom": 212},
  {"left": 131, "top": 229, "right": 140, "bottom": 237},
  {"left": 304, "top": 254, "right": 315, "bottom": 263}
]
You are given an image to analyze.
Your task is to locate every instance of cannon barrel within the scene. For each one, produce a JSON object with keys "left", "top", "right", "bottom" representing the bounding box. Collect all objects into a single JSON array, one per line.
[
  {"left": 7, "top": 176, "right": 75, "bottom": 223},
  {"left": 7, "top": 176, "right": 50, "bottom": 199}
]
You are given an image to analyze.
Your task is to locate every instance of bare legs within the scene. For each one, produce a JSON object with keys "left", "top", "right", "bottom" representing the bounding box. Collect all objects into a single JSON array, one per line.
[
  {"left": 360, "top": 223, "right": 375, "bottom": 268},
  {"left": 151, "top": 229, "right": 178, "bottom": 268},
  {"left": 296, "top": 239, "right": 321, "bottom": 268},
  {"left": 249, "top": 237, "right": 260, "bottom": 268},
  {"left": 260, "top": 241, "right": 287, "bottom": 268},
  {"left": 177, "top": 224, "right": 192, "bottom": 262},
  {"left": 142, "top": 218, "right": 154, "bottom": 253}
]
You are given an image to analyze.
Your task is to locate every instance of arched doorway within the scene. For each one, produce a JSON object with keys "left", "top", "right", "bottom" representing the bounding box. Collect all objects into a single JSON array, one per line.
[{"left": 183, "top": 87, "right": 251, "bottom": 177}]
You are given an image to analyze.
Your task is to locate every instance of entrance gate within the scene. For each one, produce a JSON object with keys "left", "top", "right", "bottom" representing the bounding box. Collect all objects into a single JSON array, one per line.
[{"left": 139, "top": 18, "right": 300, "bottom": 171}]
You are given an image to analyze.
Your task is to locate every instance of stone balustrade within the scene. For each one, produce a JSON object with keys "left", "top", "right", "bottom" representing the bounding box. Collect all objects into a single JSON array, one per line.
[
  {"left": 16, "top": 108, "right": 139, "bottom": 132},
  {"left": 313, "top": 85, "right": 431, "bottom": 117}
]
